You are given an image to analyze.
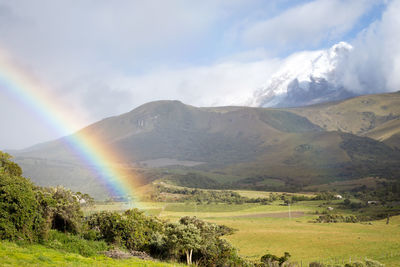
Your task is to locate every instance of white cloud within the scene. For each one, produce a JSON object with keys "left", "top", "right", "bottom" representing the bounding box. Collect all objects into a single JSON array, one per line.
[
  {"left": 241, "top": 0, "right": 377, "bottom": 49},
  {"left": 339, "top": 0, "right": 400, "bottom": 93},
  {"left": 79, "top": 58, "right": 280, "bottom": 116}
]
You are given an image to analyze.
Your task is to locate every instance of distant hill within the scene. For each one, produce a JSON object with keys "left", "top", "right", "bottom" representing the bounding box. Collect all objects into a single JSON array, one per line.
[
  {"left": 289, "top": 91, "right": 400, "bottom": 146},
  {"left": 12, "top": 92, "right": 400, "bottom": 198}
]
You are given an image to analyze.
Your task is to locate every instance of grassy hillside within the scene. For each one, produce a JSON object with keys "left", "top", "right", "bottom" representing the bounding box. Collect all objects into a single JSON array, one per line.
[
  {"left": 291, "top": 91, "right": 400, "bottom": 138},
  {"left": 364, "top": 118, "right": 400, "bottom": 148}
]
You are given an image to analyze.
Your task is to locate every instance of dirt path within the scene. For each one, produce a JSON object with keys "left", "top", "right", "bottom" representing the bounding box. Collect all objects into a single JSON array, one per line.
[{"left": 233, "top": 211, "right": 304, "bottom": 218}]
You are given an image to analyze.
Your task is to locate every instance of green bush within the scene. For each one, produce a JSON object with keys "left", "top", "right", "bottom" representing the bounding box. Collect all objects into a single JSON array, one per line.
[
  {"left": 260, "top": 252, "right": 291, "bottom": 266},
  {"left": 86, "top": 209, "right": 163, "bottom": 251},
  {"left": 0, "top": 152, "right": 44, "bottom": 241},
  {"left": 0, "top": 152, "right": 87, "bottom": 242},
  {"left": 42, "top": 186, "right": 84, "bottom": 234}
]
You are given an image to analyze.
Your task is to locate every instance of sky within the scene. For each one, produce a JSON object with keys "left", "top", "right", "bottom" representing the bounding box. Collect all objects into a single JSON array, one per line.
[{"left": 0, "top": 0, "right": 399, "bottom": 149}]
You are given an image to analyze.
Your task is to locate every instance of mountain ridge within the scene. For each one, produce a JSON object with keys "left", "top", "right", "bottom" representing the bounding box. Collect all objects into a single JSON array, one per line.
[{"left": 11, "top": 92, "right": 400, "bottom": 198}]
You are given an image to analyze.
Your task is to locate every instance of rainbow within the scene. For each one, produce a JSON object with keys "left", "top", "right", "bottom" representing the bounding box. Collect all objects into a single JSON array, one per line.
[{"left": 0, "top": 49, "right": 144, "bottom": 208}]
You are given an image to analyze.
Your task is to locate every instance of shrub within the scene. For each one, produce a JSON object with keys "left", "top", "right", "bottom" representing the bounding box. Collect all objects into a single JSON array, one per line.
[
  {"left": 1, "top": 152, "right": 88, "bottom": 241},
  {"left": 261, "top": 252, "right": 291, "bottom": 266},
  {"left": 0, "top": 152, "right": 44, "bottom": 241},
  {"left": 46, "top": 186, "right": 83, "bottom": 234},
  {"left": 314, "top": 214, "right": 361, "bottom": 223},
  {"left": 86, "top": 209, "right": 163, "bottom": 251}
]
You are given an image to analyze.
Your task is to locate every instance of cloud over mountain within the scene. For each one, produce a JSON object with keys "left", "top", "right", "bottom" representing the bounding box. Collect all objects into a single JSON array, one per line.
[
  {"left": 244, "top": 0, "right": 400, "bottom": 108},
  {"left": 246, "top": 42, "right": 355, "bottom": 107},
  {"left": 0, "top": 0, "right": 398, "bottom": 149}
]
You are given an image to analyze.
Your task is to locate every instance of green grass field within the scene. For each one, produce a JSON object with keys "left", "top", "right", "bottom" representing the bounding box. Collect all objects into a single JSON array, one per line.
[
  {"left": 87, "top": 195, "right": 400, "bottom": 266},
  {"left": 11, "top": 196, "right": 397, "bottom": 266},
  {"left": 0, "top": 241, "right": 184, "bottom": 267},
  {"left": 174, "top": 203, "right": 400, "bottom": 266}
]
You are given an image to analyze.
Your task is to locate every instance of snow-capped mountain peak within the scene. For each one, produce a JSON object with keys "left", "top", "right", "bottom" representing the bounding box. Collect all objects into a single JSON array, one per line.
[{"left": 248, "top": 42, "right": 354, "bottom": 107}]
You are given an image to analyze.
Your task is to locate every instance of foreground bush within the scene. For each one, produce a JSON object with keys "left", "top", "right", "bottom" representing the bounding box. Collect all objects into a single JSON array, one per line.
[
  {"left": 0, "top": 152, "right": 86, "bottom": 241},
  {"left": 38, "top": 186, "right": 84, "bottom": 234},
  {"left": 0, "top": 152, "right": 44, "bottom": 241},
  {"left": 86, "top": 209, "right": 163, "bottom": 251}
]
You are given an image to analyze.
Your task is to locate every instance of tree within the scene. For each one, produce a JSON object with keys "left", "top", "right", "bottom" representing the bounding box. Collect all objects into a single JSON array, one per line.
[
  {"left": 177, "top": 216, "right": 239, "bottom": 266},
  {"left": 164, "top": 222, "right": 201, "bottom": 265},
  {"left": 344, "top": 198, "right": 351, "bottom": 206},
  {"left": 0, "top": 152, "right": 22, "bottom": 176}
]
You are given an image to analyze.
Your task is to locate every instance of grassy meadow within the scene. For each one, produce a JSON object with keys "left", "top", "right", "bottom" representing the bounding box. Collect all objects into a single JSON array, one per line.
[
  {"left": 0, "top": 241, "right": 185, "bottom": 267},
  {"left": 85, "top": 194, "right": 400, "bottom": 266}
]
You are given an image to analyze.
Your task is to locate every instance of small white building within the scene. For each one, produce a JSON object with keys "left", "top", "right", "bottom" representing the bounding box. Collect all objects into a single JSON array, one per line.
[
  {"left": 334, "top": 195, "right": 343, "bottom": 199},
  {"left": 327, "top": 207, "right": 334, "bottom": 211}
]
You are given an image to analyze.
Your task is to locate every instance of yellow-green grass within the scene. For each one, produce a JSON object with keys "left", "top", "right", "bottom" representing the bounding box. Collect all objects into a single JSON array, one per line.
[
  {"left": 0, "top": 241, "right": 184, "bottom": 267},
  {"left": 153, "top": 201, "right": 399, "bottom": 265},
  {"left": 290, "top": 91, "right": 400, "bottom": 135},
  {"left": 85, "top": 197, "right": 400, "bottom": 265},
  {"left": 211, "top": 215, "right": 400, "bottom": 265}
]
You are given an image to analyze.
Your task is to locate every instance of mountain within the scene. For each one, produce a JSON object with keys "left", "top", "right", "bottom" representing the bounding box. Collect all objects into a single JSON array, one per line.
[
  {"left": 248, "top": 42, "right": 356, "bottom": 108},
  {"left": 11, "top": 92, "right": 400, "bottom": 198}
]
